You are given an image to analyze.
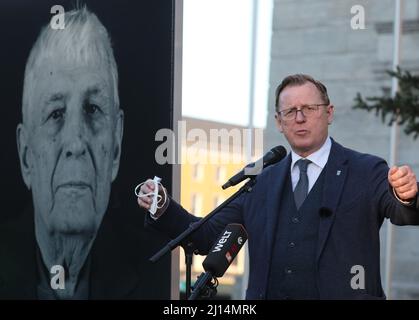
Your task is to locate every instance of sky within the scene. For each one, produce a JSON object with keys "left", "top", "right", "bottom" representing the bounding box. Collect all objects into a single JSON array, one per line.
[{"left": 182, "top": 0, "right": 273, "bottom": 128}]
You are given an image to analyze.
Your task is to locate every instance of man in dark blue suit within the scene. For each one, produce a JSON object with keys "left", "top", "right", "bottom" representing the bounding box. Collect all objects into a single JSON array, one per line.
[{"left": 138, "top": 74, "right": 419, "bottom": 299}]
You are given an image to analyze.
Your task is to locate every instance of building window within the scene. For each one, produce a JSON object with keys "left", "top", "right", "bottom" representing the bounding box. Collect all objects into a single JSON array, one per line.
[
  {"left": 192, "top": 164, "right": 203, "bottom": 181},
  {"left": 213, "top": 195, "right": 224, "bottom": 208},
  {"left": 190, "top": 193, "right": 202, "bottom": 216},
  {"left": 215, "top": 166, "right": 226, "bottom": 184}
]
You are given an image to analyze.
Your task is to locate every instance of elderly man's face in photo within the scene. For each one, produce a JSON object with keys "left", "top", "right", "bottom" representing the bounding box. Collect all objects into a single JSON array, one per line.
[{"left": 18, "top": 56, "right": 123, "bottom": 235}]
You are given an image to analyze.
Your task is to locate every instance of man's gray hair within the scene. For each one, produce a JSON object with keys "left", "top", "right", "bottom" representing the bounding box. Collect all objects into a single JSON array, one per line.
[{"left": 22, "top": 6, "right": 119, "bottom": 124}]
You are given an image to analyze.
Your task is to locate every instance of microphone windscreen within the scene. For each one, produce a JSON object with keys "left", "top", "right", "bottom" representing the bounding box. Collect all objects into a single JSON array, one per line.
[{"left": 202, "top": 224, "right": 248, "bottom": 277}]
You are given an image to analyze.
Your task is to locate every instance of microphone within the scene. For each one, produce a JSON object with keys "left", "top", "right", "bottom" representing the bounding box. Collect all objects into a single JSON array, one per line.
[
  {"left": 189, "top": 224, "right": 248, "bottom": 300},
  {"left": 222, "top": 145, "right": 287, "bottom": 189}
]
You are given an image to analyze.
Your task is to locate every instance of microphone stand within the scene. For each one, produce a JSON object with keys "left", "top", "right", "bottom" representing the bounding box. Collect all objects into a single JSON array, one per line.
[
  {"left": 149, "top": 177, "right": 257, "bottom": 299},
  {"left": 188, "top": 272, "right": 218, "bottom": 300}
]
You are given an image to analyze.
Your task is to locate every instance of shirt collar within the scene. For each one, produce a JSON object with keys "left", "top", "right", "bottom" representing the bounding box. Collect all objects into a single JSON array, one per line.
[{"left": 291, "top": 136, "right": 332, "bottom": 170}]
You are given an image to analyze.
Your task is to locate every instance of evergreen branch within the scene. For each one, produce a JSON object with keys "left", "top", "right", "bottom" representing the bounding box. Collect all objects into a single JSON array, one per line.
[{"left": 353, "top": 67, "right": 419, "bottom": 139}]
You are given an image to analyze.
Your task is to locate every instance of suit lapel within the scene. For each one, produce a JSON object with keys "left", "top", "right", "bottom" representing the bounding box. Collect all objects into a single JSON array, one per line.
[
  {"left": 266, "top": 154, "right": 292, "bottom": 263},
  {"left": 316, "top": 140, "right": 348, "bottom": 262}
]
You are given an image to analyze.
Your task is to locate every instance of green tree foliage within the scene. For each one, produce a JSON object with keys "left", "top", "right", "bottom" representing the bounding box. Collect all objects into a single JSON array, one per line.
[{"left": 353, "top": 67, "right": 419, "bottom": 139}]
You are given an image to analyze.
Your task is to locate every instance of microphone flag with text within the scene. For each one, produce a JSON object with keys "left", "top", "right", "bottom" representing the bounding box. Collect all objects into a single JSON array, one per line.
[
  {"left": 189, "top": 223, "right": 248, "bottom": 300},
  {"left": 222, "top": 145, "right": 287, "bottom": 189}
]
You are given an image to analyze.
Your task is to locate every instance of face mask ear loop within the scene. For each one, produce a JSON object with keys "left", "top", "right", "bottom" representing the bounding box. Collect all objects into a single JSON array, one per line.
[
  {"left": 134, "top": 181, "right": 168, "bottom": 209},
  {"left": 156, "top": 184, "right": 167, "bottom": 209}
]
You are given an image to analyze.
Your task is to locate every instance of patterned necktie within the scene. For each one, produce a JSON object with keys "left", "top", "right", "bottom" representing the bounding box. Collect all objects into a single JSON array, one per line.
[{"left": 294, "top": 159, "right": 311, "bottom": 210}]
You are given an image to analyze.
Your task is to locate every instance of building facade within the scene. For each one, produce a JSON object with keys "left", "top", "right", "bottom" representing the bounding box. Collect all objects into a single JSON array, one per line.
[{"left": 179, "top": 116, "right": 263, "bottom": 298}]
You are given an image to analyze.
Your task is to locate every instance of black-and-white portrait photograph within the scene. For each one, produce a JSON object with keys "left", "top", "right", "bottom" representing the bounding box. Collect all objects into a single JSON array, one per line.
[{"left": 0, "top": 0, "right": 174, "bottom": 299}]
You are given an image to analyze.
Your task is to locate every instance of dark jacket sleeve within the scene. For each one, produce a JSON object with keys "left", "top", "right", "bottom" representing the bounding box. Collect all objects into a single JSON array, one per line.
[
  {"left": 144, "top": 194, "right": 245, "bottom": 255},
  {"left": 371, "top": 160, "right": 419, "bottom": 225}
]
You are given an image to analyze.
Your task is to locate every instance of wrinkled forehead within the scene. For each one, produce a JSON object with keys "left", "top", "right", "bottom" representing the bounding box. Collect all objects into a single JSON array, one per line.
[
  {"left": 23, "top": 54, "right": 117, "bottom": 126},
  {"left": 40, "top": 58, "right": 112, "bottom": 95},
  {"left": 34, "top": 55, "right": 113, "bottom": 84},
  {"left": 279, "top": 83, "right": 323, "bottom": 107},
  {"left": 28, "top": 56, "right": 111, "bottom": 97}
]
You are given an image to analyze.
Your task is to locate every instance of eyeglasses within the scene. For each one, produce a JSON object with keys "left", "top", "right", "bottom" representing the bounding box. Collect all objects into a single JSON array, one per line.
[{"left": 277, "top": 103, "right": 328, "bottom": 120}]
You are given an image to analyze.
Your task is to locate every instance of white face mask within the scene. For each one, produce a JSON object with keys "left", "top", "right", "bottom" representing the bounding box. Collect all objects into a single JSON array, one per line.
[{"left": 135, "top": 176, "right": 167, "bottom": 216}]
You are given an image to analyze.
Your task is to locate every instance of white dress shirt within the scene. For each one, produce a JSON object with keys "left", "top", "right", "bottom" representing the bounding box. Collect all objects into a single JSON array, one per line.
[{"left": 291, "top": 136, "right": 332, "bottom": 193}]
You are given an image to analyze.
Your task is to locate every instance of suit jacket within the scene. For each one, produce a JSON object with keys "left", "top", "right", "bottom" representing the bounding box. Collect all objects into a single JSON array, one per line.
[
  {"left": 147, "top": 139, "right": 419, "bottom": 299},
  {"left": 0, "top": 200, "right": 170, "bottom": 299}
]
